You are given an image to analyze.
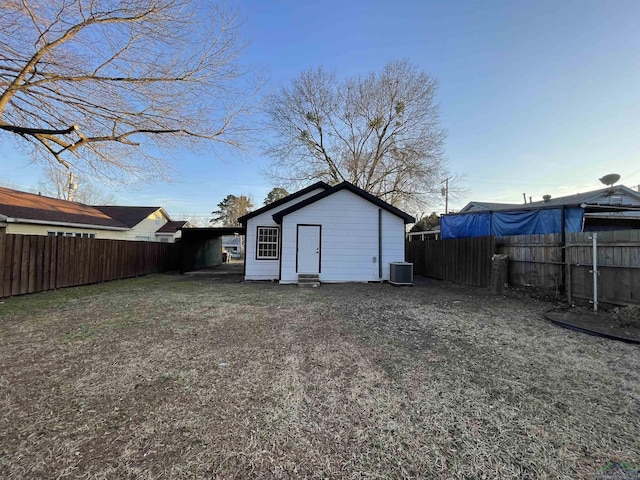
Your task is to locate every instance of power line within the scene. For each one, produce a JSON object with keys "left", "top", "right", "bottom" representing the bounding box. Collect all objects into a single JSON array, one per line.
[{"left": 622, "top": 167, "right": 640, "bottom": 181}]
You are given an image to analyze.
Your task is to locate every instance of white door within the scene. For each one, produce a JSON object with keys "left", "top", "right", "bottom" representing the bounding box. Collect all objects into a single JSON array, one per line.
[{"left": 297, "top": 225, "right": 321, "bottom": 274}]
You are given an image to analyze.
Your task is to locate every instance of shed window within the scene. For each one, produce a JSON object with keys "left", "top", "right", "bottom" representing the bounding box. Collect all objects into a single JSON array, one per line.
[{"left": 257, "top": 227, "right": 279, "bottom": 259}]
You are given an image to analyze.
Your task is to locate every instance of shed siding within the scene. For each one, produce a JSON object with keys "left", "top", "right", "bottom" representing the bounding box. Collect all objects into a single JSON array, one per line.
[
  {"left": 279, "top": 189, "right": 406, "bottom": 283},
  {"left": 244, "top": 188, "right": 325, "bottom": 280}
]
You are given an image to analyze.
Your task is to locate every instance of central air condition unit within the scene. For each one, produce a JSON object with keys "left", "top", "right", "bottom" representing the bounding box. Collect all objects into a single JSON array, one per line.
[{"left": 389, "top": 262, "right": 413, "bottom": 286}]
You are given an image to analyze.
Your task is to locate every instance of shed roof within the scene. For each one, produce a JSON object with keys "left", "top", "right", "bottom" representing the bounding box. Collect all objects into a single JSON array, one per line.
[
  {"left": 238, "top": 182, "right": 330, "bottom": 224},
  {"left": 272, "top": 181, "right": 416, "bottom": 224},
  {"left": 0, "top": 186, "right": 127, "bottom": 229}
]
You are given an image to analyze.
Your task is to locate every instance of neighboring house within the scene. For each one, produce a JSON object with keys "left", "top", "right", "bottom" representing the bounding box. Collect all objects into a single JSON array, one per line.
[
  {"left": 222, "top": 234, "right": 244, "bottom": 258},
  {"left": 443, "top": 185, "right": 640, "bottom": 239},
  {"left": 239, "top": 181, "right": 415, "bottom": 284},
  {"left": 0, "top": 185, "right": 184, "bottom": 242},
  {"left": 93, "top": 206, "right": 178, "bottom": 242},
  {"left": 0, "top": 186, "right": 128, "bottom": 239},
  {"left": 407, "top": 227, "right": 440, "bottom": 241},
  {"left": 156, "top": 220, "right": 189, "bottom": 243}
]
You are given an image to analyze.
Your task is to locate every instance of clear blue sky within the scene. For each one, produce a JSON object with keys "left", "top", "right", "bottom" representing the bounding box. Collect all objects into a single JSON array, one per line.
[{"left": 3, "top": 0, "right": 639, "bottom": 221}]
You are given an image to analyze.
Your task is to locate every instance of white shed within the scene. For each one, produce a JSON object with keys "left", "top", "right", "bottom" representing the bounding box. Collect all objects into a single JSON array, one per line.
[{"left": 239, "top": 181, "right": 415, "bottom": 284}]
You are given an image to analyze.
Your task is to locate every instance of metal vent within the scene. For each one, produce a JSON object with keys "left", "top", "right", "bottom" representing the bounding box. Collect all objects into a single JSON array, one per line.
[{"left": 390, "top": 262, "right": 413, "bottom": 286}]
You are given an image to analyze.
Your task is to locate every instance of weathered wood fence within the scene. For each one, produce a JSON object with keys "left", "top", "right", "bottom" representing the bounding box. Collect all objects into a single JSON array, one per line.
[
  {"left": 565, "top": 230, "right": 640, "bottom": 306},
  {"left": 405, "top": 236, "right": 495, "bottom": 287},
  {"left": 496, "top": 233, "right": 564, "bottom": 289},
  {"left": 406, "top": 229, "right": 640, "bottom": 306},
  {"left": 0, "top": 231, "right": 179, "bottom": 298}
]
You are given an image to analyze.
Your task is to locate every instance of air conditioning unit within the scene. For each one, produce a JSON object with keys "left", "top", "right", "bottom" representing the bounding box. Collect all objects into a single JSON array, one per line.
[{"left": 389, "top": 262, "right": 413, "bottom": 286}]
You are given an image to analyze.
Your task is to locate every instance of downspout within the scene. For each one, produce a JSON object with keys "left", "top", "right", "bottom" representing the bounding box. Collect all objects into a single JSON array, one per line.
[
  {"left": 242, "top": 224, "right": 247, "bottom": 280},
  {"left": 592, "top": 232, "right": 598, "bottom": 312},
  {"left": 378, "top": 209, "right": 383, "bottom": 280},
  {"left": 278, "top": 223, "right": 283, "bottom": 281},
  {"left": 561, "top": 206, "right": 566, "bottom": 294}
]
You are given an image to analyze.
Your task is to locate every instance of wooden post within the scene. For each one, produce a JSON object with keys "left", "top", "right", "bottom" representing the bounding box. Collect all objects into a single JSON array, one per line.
[
  {"left": 566, "top": 261, "right": 572, "bottom": 305},
  {"left": 490, "top": 253, "right": 509, "bottom": 294}
]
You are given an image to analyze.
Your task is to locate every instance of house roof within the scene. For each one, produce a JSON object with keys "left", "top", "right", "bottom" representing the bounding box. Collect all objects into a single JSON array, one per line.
[
  {"left": 93, "top": 205, "right": 166, "bottom": 228},
  {"left": 0, "top": 186, "right": 127, "bottom": 229},
  {"left": 460, "top": 201, "right": 526, "bottom": 212},
  {"left": 272, "top": 181, "right": 416, "bottom": 224},
  {"left": 156, "top": 220, "right": 188, "bottom": 234},
  {"left": 460, "top": 185, "right": 640, "bottom": 213},
  {"left": 238, "top": 182, "right": 330, "bottom": 224}
]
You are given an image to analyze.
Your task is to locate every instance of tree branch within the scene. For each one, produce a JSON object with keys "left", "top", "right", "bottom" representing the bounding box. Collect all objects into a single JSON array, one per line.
[
  {"left": 0, "top": 0, "right": 258, "bottom": 182},
  {"left": 0, "top": 122, "right": 77, "bottom": 136}
]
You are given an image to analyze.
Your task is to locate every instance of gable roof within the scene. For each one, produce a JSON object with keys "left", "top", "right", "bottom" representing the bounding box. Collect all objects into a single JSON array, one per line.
[
  {"left": 460, "top": 201, "right": 525, "bottom": 213},
  {"left": 0, "top": 186, "right": 127, "bottom": 230},
  {"left": 156, "top": 220, "right": 188, "bottom": 234},
  {"left": 238, "top": 182, "right": 330, "bottom": 224},
  {"left": 272, "top": 181, "right": 416, "bottom": 224},
  {"left": 460, "top": 185, "right": 640, "bottom": 213},
  {"left": 530, "top": 185, "right": 640, "bottom": 208},
  {"left": 93, "top": 205, "right": 166, "bottom": 228}
]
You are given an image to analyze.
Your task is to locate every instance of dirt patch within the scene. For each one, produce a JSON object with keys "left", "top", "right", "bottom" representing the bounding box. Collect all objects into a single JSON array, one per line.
[
  {"left": 492, "top": 280, "right": 640, "bottom": 343},
  {"left": 0, "top": 274, "right": 638, "bottom": 479},
  {"left": 545, "top": 307, "right": 640, "bottom": 343}
]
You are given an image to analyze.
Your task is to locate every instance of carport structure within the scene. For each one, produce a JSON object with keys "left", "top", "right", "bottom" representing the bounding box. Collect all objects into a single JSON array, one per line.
[{"left": 178, "top": 227, "right": 245, "bottom": 273}]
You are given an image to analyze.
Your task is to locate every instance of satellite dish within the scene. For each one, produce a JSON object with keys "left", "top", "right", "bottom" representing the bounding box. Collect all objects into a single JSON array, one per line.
[{"left": 599, "top": 173, "right": 620, "bottom": 186}]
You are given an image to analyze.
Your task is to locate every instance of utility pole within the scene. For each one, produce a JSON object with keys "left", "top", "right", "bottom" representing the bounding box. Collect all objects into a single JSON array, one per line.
[
  {"left": 67, "top": 171, "right": 78, "bottom": 202},
  {"left": 441, "top": 176, "right": 451, "bottom": 214}
]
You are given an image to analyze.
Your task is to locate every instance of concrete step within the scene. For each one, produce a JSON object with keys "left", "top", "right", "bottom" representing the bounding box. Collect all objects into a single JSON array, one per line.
[{"left": 298, "top": 274, "right": 320, "bottom": 287}]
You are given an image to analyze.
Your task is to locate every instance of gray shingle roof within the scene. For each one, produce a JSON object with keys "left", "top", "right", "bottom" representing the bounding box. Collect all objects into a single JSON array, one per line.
[
  {"left": 460, "top": 185, "right": 640, "bottom": 213},
  {"left": 93, "top": 205, "right": 164, "bottom": 228},
  {"left": 156, "top": 220, "right": 188, "bottom": 233}
]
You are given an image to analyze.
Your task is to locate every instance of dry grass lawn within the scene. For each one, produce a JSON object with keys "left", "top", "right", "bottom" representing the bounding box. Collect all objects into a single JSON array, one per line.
[{"left": 0, "top": 271, "right": 638, "bottom": 479}]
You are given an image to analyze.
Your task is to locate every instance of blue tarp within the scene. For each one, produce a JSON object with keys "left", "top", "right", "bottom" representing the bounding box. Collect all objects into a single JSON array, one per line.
[
  {"left": 440, "top": 212, "right": 490, "bottom": 239},
  {"left": 491, "top": 209, "right": 561, "bottom": 236},
  {"left": 441, "top": 207, "right": 584, "bottom": 239},
  {"left": 564, "top": 207, "right": 584, "bottom": 233}
]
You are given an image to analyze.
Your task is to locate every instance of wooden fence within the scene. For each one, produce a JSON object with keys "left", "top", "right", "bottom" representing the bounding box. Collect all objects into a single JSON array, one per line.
[
  {"left": 0, "top": 232, "right": 179, "bottom": 298},
  {"left": 406, "top": 236, "right": 495, "bottom": 287},
  {"left": 566, "top": 230, "right": 640, "bottom": 307},
  {"left": 407, "top": 229, "right": 640, "bottom": 307},
  {"left": 495, "top": 233, "right": 564, "bottom": 290}
]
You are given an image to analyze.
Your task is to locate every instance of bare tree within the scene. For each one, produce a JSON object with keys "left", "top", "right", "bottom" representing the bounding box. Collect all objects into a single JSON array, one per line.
[
  {"left": 35, "top": 163, "right": 116, "bottom": 204},
  {"left": 0, "top": 0, "right": 257, "bottom": 183},
  {"left": 264, "top": 60, "right": 447, "bottom": 209}
]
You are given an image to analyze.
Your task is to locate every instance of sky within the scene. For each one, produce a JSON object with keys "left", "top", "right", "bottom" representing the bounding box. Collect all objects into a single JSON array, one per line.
[{"left": 2, "top": 0, "right": 639, "bottom": 222}]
